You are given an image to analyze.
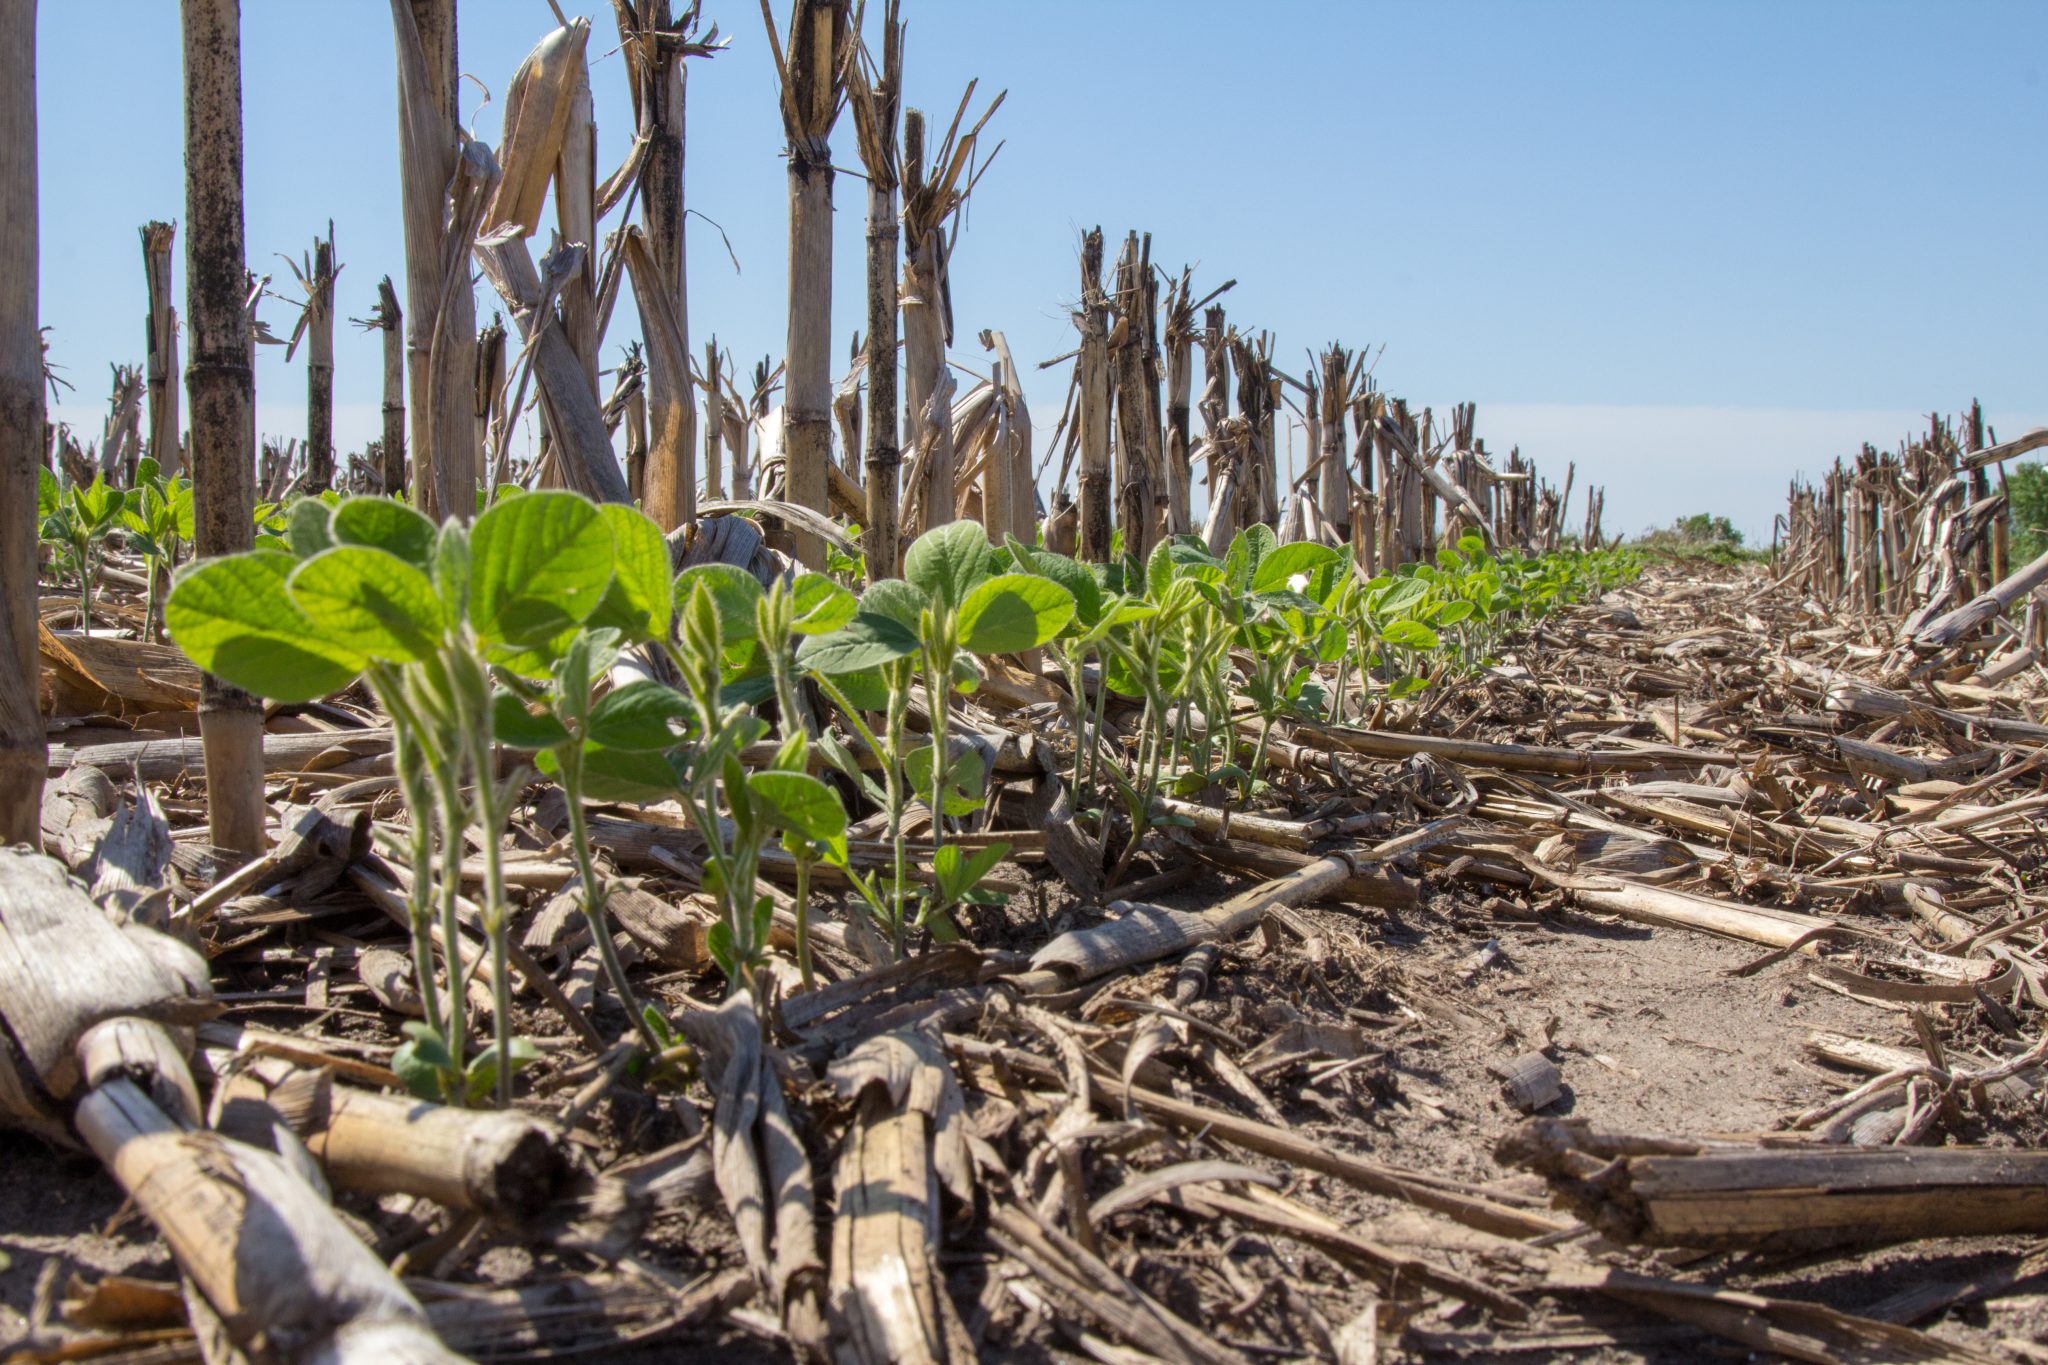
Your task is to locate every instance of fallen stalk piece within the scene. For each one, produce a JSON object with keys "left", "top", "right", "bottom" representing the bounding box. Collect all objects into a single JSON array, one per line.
[{"left": 1503, "top": 1118, "right": 2048, "bottom": 1252}]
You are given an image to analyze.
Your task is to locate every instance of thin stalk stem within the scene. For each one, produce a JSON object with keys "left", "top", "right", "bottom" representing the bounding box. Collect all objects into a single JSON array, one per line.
[
  {"left": 793, "top": 853, "right": 815, "bottom": 991},
  {"left": 561, "top": 743, "right": 662, "bottom": 1053}
]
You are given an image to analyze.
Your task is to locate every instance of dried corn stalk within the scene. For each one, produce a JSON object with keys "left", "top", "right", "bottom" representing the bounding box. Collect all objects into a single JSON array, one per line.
[
  {"left": 282, "top": 224, "right": 339, "bottom": 492},
  {"left": 0, "top": 0, "right": 38, "bottom": 845},
  {"left": 846, "top": 0, "right": 902, "bottom": 579},
  {"left": 390, "top": 0, "right": 483, "bottom": 520},
  {"left": 138, "top": 220, "right": 180, "bottom": 474},
  {"left": 763, "top": 0, "right": 853, "bottom": 566},
  {"left": 616, "top": 1, "right": 721, "bottom": 530},
  {"left": 351, "top": 276, "right": 405, "bottom": 497},
  {"left": 1075, "top": 228, "right": 1112, "bottom": 561},
  {"left": 183, "top": 0, "right": 264, "bottom": 853},
  {"left": 899, "top": 83, "right": 1003, "bottom": 544}
]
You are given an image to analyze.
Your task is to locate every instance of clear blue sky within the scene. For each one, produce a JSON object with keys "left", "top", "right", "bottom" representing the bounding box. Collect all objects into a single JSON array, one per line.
[{"left": 34, "top": 1, "right": 2048, "bottom": 542}]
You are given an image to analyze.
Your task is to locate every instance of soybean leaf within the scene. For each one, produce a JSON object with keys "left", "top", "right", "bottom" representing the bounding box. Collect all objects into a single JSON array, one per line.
[
  {"left": 904, "top": 744, "right": 987, "bottom": 816},
  {"left": 432, "top": 521, "right": 471, "bottom": 620},
  {"left": 462, "top": 1037, "right": 539, "bottom": 1106},
  {"left": 288, "top": 546, "right": 445, "bottom": 663},
  {"left": 470, "top": 490, "right": 615, "bottom": 646},
  {"left": 1144, "top": 537, "right": 1177, "bottom": 603},
  {"left": 721, "top": 673, "right": 778, "bottom": 708},
  {"left": 538, "top": 742, "right": 684, "bottom": 803},
  {"left": 747, "top": 771, "right": 847, "bottom": 858},
  {"left": 1225, "top": 523, "right": 1278, "bottom": 592},
  {"left": 286, "top": 498, "right": 335, "bottom": 559},
  {"left": 1252, "top": 541, "right": 1341, "bottom": 593},
  {"left": 934, "top": 841, "right": 1009, "bottom": 903},
  {"left": 491, "top": 691, "right": 572, "bottom": 749},
  {"left": 1009, "top": 537, "right": 1101, "bottom": 628},
  {"left": 586, "top": 681, "right": 692, "bottom": 751},
  {"left": 817, "top": 664, "right": 891, "bottom": 712},
  {"left": 167, "top": 551, "right": 365, "bottom": 702},
  {"left": 1382, "top": 618, "right": 1439, "bottom": 650},
  {"left": 36, "top": 467, "right": 59, "bottom": 519},
  {"left": 796, "top": 612, "right": 920, "bottom": 674},
  {"left": 331, "top": 496, "right": 437, "bottom": 566},
  {"left": 904, "top": 519, "right": 993, "bottom": 609},
  {"left": 588, "top": 502, "right": 674, "bottom": 642},
  {"left": 791, "top": 571, "right": 857, "bottom": 635},
  {"left": 674, "top": 563, "right": 764, "bottom": 652},
  {"left": 1165, "top": 535, "right": 1225, "bottom": 574},
  {"left": 951, "top": 652, "right": 983, "bottom": 695},
  {"left": 958, "top": 573, "right": 1075, "bottom": 655},
  {"left": 488, "top": 624, "right": 581, "bottom": 681},
  {"left": 859, "top": 577, "right": 929, "bottom": 631},
  {"left": 392, "top": 1025, "right": 453, "bottom": 1101}
]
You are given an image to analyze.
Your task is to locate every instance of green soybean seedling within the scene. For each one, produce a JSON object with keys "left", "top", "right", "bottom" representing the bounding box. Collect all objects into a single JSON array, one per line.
[
  {"left": 800, "top": 520, "right": 1073, "bottom": 953},
  {"left": 119, "top": 457, "right": 194, "bottom": 642},
  {"left": 41, "top": 471, "right": 126, "bottom": 627},
  {"left": 168, "top": 489, "right": 623, "bottom": 1106},
  {"left": 496, "top": 501, "right": 687, "bottom": 1052}
]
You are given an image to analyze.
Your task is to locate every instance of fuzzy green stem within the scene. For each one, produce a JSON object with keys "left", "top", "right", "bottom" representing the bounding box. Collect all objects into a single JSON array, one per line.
[
  {"left": 560, "top": 742, "right": 663, "bottom": 1053},
  {"left": 793, "top": 851, "right": 815, "bottom": 991}
]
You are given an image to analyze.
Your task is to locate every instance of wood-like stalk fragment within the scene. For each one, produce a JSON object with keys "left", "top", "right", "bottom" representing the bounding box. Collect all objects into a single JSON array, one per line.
[
  {"left": 617, "top": 1, "right": 713, "bottom": 529},
  {"left": 1075, "top": 228, "right": 1112, "bottom": 561},
  {"left": 139, "top": 220, "right": 181, "bottom": 474},
  {"left": 370, "top": 276, "right": 406, "bottom": 496},
  {"left": 0, "top": 0, "right": 38, "bottom": 848},
  {"left": 390, "top": 0, "right": 481, "bottom": 521},
  {"left": 764, "top": 0, "right": 852, "bottom": 566},
  {"left": 182, "top": 0, "right": 264, "bottom": 854},
  {"left": 847, "top": 0, "right": 901, "bottom": 579}
]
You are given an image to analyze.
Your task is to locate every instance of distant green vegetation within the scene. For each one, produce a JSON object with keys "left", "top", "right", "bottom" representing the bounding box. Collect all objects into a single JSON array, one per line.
[
  {"left": 1633, "top": 512, "right": 1767, "bottom": 565},
  {"left": 2008, "top": 462, "right": 2048, "bottom": 565}
]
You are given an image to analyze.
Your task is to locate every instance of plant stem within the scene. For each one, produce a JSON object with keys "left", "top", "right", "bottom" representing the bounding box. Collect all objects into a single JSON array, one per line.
[
  {"left": 449, "top": 652, "right": 514, "bottom": 1108},
  {"left": 885, "top": 668, "right": 911, "bottom": 957},
  {"left": 375, "top": 670, "right": 446, "bottom": 1041},
  {"left": 793, "top": 851, "right": 815, "bottom": 991},
  {"left": 560, "top": 742, "right": 663, "bottom": 1053}
]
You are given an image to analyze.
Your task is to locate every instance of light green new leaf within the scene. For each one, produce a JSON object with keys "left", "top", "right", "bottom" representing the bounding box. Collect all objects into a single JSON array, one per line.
[
  {"left": 469, "top": 490, "right": 615, "bottom": 646},
  {"left": 288, "top": 546, "right": 446, "bottom": 663},
  {"left": 904, "top": 519, "right": 993, "bottom": 609},
  {"left": 286, "top": 499, "right": 335, "bottom": 559},
  {"left": 331, "top": 496, "right": 438, "bottom": 567},
  {"left": 904, "top": 744, "right": 988, "bottom": 816},
  {"left": 1251, "top": 541, "right": 1340, "bottom": 593},
  {"left": 538, "top": 743, "right": 683, "bottom": 803},
  {"left": 587, "top": 503, "right": 673, "bottom": 642},
  {"left": 934, "top": 841, "right": 1009, "bottom": 903},
  {"left": 674, "top": 563, "right": 764, "bottom": 648},
  {"left": 795, "top": 612, "right": 921, "bottom": 674},
  {"left": 1225, "top": 523, "right": 1278, "bottom": 591},
  {"left": 167, "top": 551, "right": 366, "bottom": 702},
  {"left": 858, "top": 578, "right": 929, "bottom": 631},
  {"left": 1381, "top": 618, "right": 1439, "bottom": 650},
  {"left": 433, "top": 522, "right": 472, "bottom": 621},
  {"left": 491, "top": 691, "right": 572, "bottom": 749},
  {"left": 791, "top": 572, "right": 857, "bottom": 635},
  {"left": 1010, "top": 538, "right": 1101, "bottom": 628},
  {"left": 958, "top": 573, "right": 1075, "bottom": 655},
  {"left": 746, "top": 771, "right": 847, "bottom": 856},
  {"left": 586, "top": 681, "right": 692, "bottom": 751}
]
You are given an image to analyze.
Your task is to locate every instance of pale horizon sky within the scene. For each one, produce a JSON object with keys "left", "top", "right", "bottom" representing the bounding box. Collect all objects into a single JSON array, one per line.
[{"left": 33, "top": 1, "right": 2048, "bottom": 545}]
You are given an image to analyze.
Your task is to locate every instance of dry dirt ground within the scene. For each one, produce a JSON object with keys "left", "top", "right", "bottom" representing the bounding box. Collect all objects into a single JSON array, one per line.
[
  {"left": 9, "top": 880, "right": 2043, "bottom": 1361},
  {"left": 8, "top": 563, "right": 2048, "bottom": 1362}
]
